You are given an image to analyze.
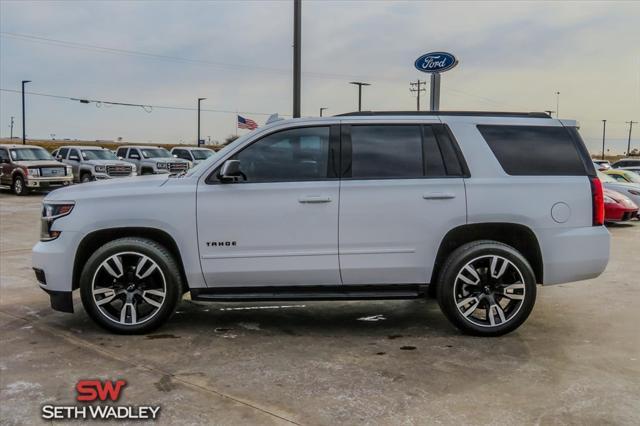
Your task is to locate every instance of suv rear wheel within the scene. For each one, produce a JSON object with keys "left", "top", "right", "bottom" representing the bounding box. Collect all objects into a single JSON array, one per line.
[
  {"left": 12, "top": 175, "right": 27, "bottom": 196},
  {"left": 79, "top": 237, "right": 182, "bottom": 334},
  {"left": 437, "top": 241, "right": 536, "bottom": 337}
]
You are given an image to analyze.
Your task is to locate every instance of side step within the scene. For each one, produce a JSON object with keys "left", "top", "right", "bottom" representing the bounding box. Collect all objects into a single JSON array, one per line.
[{"left": 190, "top": 285, "right": 426, "bottom": 302}]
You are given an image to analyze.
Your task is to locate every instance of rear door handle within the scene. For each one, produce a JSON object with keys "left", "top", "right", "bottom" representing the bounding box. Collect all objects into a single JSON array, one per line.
[
  {"left": 423, "top": 192, "right": 456, "bottom": 200},
  {"left": 299, "top": 195, "right": 332, "bottom": 204}
]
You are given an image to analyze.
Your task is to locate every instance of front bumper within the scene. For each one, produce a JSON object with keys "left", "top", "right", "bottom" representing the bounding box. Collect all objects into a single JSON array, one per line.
[
  {"left": 25, "top": 176, "right": 73, "bottom": 188},
  {"left": 93, "top": 172, "right": 136, "bottom": 180}
]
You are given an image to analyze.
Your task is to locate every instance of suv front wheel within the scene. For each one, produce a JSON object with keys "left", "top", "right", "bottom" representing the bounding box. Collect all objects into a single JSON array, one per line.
[
  {"left": 437, "top": 241, "right": 536, "bottom": 337},
  {"left": 79, "top": 237, "right": 182, "bottom": 334}
]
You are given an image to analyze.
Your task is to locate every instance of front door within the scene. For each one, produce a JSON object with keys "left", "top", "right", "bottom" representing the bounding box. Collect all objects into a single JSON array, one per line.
[
  {"left": 196, "top": 125, "right": 341, "bottom": 287},
  {"left": 338, "top": 123, "right": 468, "bottom": 285}
]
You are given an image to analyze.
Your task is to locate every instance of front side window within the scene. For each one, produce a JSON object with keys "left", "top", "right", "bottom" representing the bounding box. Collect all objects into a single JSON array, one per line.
[
  {"left": 58, "top": 148, "right": 69, "bottom": 159},
  {"left": 173, "top": 150, "right": 191, "bottom": 160},
  {"left": 10, "top": 148, "right": 52, "bottom": 161},
  {"left": 69, "top": 149, "right": 80, "bottom": 160},
  {"left": 116, "top": 148, "right": 128, "bottom": 158},
  {"left": 128, "top": 149, "right": 141, "bottom": 159},
  {"left": 230, "top": 126, "right": 331, "bottom": 183}
]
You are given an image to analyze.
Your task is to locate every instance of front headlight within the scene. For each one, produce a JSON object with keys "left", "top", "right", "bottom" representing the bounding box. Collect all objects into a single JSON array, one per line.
[
  {"left": 40, "top": 202, "right": 75, "bottom": 241},
  {"left": 157, "top": 162, "right": 168, "bottom": 169},
  {"left": 66, "top": 166, "right": 72, "bottom": 175},
  {"left": 28, "top": 168, "right": 41, "bottom": 176},
  {"left": 130, "top": 164, "right": 137, "bottom": 172},
  {"left": 628, "top": 189, "right": 640, "bottom": 196},
  {"left": 603, "top": 195, "right": 615, "bottom": 204},
  {"left": 95, "top": 165, "right": 106, "bottom": 173}
]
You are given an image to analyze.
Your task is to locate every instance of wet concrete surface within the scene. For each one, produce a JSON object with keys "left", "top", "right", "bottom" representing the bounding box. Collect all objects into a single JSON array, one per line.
[{"left": 1, "top": 191, "right": 639, "bottom": 425}]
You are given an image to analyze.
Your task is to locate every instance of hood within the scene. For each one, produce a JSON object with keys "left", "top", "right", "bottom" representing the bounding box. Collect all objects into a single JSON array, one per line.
[
  {"left": 144, "top": 157, "right": 189, "bottom": 163},
  {"left": 14, "top": 160, "right": 66, "bottom": 168},
  {"left": 604, "top": 188, "right": 638, "bottom": 209},
  {"left": 602, "top": 181, "right": 640, "bottom": 191},
  {"left": 82, "top": 159, "right": 132, "bottom": 167},
  {"left": 44, "top": 174, "right": 168, "bottom": 202}
]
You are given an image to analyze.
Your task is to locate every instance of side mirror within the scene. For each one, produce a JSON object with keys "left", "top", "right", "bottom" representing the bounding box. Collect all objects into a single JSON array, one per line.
[
  {"left": 69, "top": 155, "right": 79, "bottom": 161},
  {"left": 218, "top": 160, "right": 245, "bottom": 183},
  {"left": 173, "top": 154, "right": 178, "bottom": 158},
  {"left": 118, "top": 156, "right": 124, "bottom": 160},
  {"left": 130, "top": 155, "right": 140, "bottom": 160}
]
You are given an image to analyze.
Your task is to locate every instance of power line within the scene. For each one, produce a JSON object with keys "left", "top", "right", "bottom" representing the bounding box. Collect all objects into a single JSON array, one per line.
[
  {"left": 0, "top": 31, "right": 534, "bottom": 109},
  {"left": 0, "top": 88, "right": 288, "bottom": 117}
]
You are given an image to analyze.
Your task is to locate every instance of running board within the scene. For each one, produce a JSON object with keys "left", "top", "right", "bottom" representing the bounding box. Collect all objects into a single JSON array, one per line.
[{"left": 190, "top": 285, "right": 426, "bottom": 302}]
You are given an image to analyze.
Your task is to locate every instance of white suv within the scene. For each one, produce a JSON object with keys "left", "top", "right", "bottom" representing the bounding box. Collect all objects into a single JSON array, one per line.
[{"left": 32, "top": 112, "right": 610, "bottom": 336}]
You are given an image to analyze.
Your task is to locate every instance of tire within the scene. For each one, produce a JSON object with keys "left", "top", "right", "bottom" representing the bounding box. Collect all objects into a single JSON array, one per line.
[
  {"left": 436, "top": 240, "right": 536, "bottom": 337},
  {"left": 80, "top": 237, "right": 183, "bottom": 334},
  {"left": 80, "top": 173, "right": 93, "bottom": 183},
  {"left": 12, "top": 175, "right": 27, "bottom": 196},
  {"left": 140, "top": 168, "right": 153, "bottom": 175}
]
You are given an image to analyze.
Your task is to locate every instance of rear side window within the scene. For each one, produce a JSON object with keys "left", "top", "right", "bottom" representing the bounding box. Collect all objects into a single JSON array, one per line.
[
  {"left": 347, "top": 124, "right": 462, "bottom": 179},
  {"left": 477, "top": 125, "right": 588, "bottom": 176}
]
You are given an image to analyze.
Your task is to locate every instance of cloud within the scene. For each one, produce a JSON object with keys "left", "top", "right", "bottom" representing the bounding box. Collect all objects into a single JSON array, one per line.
[{"left": 0, "top": 0, "right": 638, "bottom": 152}]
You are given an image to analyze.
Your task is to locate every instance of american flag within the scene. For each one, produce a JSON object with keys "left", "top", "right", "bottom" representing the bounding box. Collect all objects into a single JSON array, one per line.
[{"left": 237, "top": 115, "right": 258, "bottom": 130}]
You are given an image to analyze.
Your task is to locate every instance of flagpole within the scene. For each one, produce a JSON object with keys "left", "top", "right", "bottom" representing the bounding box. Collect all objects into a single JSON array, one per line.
[{"left": 235, "top": 110, "right": 238, "bottom": 136}]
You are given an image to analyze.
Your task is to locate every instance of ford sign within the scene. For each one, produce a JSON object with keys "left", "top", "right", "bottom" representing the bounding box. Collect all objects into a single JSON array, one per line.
[{"left": 414, "top": 52, "right": 458, "bottom": 73}]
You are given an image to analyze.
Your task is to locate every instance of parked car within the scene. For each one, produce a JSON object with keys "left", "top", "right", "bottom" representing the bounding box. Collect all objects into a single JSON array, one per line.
[
  {"left": 170, "top": 146, "right": 215, "bottom": 166},
  {"left": 0, "top": 144, "right": 73, "bottom": 195},
  {"left": 33, "top": 111, "right": 610, "bottom": 336},
  {"left": 54, "top": 146, "right": 136, "bottom": 183},
  {"left": 598, "top": 170, "right": 640, "bottom": 218},
  {"left": 116, "top": 146, "right": 190, "bottom": 175},
  {"left": 611, "top": 158, "right": 640, "bottom": 169},
  {"left": 603, "top": 188, "right": 638, "bottom": 223},
  {"left": 604, "top": 168, "right": 640, "bottom": 184},
  {"left": 593, "top": 159, "right": 610, "bottom": 169}
]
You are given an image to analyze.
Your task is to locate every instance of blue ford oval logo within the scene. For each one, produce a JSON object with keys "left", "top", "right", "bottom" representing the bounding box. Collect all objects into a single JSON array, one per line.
[{"left": 414, "top": 52, "right": 458, "bottom": 73}]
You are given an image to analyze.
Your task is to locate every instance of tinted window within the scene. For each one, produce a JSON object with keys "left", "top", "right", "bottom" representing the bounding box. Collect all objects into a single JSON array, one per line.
[
  {"left": 0, "top": 149, "right": 8, "bottom": 161},
  {"left": 128, "top": 149, "right": 141, "bottom": 159},
  {"left": 173, "top": 149, "right": 191, "bottom": 160},
  {"left": 69, "top": 149, "right": 80, "bottom": 160},
  {"left": 59, "top": 148, "right": 69, "bottom": 159},
  {"left": 116, "top": 148, "right": 128, "bottom": 158},
  {"left": 350, "top": 125, "right": 422, "bottom": 178},
  {"left": 349, "top": 125, "right": 451, "bottom": 179},
  {"left": 477, "top": 125, "right": 587, "bottom": 175},
  {"left": 231, "top": 126, "right": 330, "bottom": 182}
]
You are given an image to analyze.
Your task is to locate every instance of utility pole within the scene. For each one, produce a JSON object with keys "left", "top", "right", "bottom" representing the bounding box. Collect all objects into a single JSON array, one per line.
[
  {"left": 319, "top": 107, "right": 327, "bottom": 117},
  {"left": 22, "top": 80, "right": 31, "bottom": 145},
  {"left": 555, "top": 91, "right": 560, "bottom": 118},
  {"left": 349, "top": 82, "right": 370, "bottom": 112},
  {"left": 626, "top": 121, "right": 638, "bottom": 156},
  {"left": 601, "top": 120, "right": 607, "bottom": 160},
  {"left": 197, "top": 98, "right": 206, "bottom": 147},
  {"left": 292, "top": 0, "right": 301, "bottom": 118},
  {"left": 9, "top": 116, "right": 14, "bottom": 139},
  {"left": 410, "top": 80, "right": 426, "bottom": 111}
]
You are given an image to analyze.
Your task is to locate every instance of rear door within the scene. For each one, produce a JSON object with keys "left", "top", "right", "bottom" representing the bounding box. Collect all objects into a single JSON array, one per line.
[{"left": 338, "top": 122, "right": 468, "bottom": 285}]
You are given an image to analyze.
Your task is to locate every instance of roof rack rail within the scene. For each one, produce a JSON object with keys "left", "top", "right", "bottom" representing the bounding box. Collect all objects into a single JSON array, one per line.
[{"left": 335, "top": 111, "right": 552, "bottom": 118}]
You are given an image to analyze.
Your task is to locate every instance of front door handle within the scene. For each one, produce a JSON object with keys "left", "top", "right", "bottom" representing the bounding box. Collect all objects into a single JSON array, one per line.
[
  {"left": 299, "top": 195, "right": 332, "bottom": 204},
  {"left": 423, "top": 192, "right": 456, "bottom": 200}
]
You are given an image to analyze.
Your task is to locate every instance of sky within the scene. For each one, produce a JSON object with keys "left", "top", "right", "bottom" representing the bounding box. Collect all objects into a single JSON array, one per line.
[{"left": 0, "top": 0, "right": 638, "bottom": 154}]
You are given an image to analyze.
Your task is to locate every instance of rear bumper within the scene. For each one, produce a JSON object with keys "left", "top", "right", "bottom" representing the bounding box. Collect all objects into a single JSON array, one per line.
[{"left": 537, "top": 226, "right": 610, "bottom": 285}]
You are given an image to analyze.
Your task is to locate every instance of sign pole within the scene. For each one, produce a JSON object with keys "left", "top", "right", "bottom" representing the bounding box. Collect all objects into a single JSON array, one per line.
[{"left": 430, "top": 73, "right": 441, "bottom": 111}]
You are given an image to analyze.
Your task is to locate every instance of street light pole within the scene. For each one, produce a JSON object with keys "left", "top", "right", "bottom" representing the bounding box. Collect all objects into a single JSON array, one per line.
[
  {"left": 197, "top": 98, "right": 206, "bottom": 147},
  {"left": 9, "top": 116, "right": 14, "bottom": 139},
  {"left": 292, "top": 0, "right": 301, "bottom": 118},
  {"left": 349, "top": 82, "right": 370, "bottom": 112},
  {"left": 555, "top": 91, "right": 560, "bottom": 118},
  {"left": 319, "top": 107, "right": 327, "bottom": 117},
  {"left": 601, "top": 120, "right": 607, "bottom": 160},
  {"left": 22, "top": 80, "right": 31, "bottom": 145},
  {"left": 626, "top": 121, "right": 638, "bottom": 155}
]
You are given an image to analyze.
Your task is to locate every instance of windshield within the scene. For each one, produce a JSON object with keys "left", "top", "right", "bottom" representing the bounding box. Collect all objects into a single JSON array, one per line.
[
  {"left": 82, "top": 149, "right": 117, "bottom": 160},
  {"left": 10, "top": 148, "right": 53, "bottom": 161},
  {"left": 141, "top": 148, "right": 171, "bottom": 159},
  {"left": 597, "top": 170, "right": 617, "bottom": 183},
  {"left": 192, "top": 149, "right": 214, "bottom": 160},
  {"left": 619, "top": 171, "right": 640, "bottom": 183}
]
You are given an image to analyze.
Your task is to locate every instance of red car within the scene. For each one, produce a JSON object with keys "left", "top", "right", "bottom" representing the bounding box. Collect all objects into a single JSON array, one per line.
[{"left": 604, "top": 189, "right": 638, "bottom": 223}]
